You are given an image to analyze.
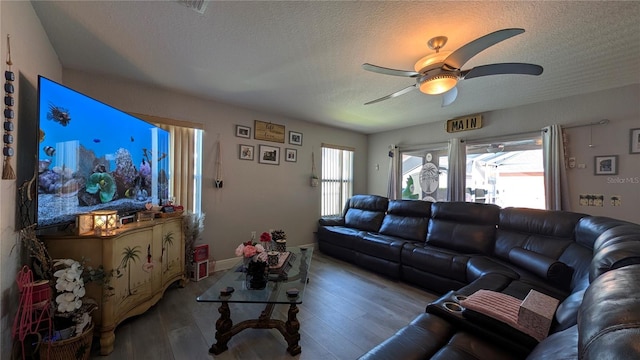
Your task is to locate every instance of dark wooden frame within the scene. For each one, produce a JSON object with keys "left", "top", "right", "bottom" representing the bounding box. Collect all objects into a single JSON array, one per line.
[
  {"left": 285, "top": 148, "right": 297, "bottom": 162},
  {"left": 594, "top": 155, "right": 618, "bottom": 175},
  {"left": 235, "top": 125, "right": 251, "bottom": 138}
]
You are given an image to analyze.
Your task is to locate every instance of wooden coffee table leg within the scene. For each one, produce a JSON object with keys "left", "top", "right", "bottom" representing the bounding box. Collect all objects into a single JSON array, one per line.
[
  {"left": 284, "top": 303, "right": 301, "bottom": 355},
  {"left": 209, "top": 301, "right": 233, "bottom": 355}
]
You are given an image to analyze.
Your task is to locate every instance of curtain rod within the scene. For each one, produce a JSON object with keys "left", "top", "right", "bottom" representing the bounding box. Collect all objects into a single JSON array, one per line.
[{"left": 562, "top": 119, "right": 610, "bottom": 130}]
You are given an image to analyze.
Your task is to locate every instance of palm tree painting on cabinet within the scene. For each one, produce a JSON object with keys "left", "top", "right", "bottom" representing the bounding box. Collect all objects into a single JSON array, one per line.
[{"left": 120, "top": 246, "right": 141, "bottom": 296}]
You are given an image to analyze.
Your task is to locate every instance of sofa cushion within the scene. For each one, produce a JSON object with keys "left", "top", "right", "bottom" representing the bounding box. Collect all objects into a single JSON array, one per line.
[
  {"left": 579, "top": 264, "right": 640, "bottom": 359},
  {"left": 553, "top": 289, "right": 585, "bottom": 332},
  {"left": 357, "top": 313, "right": 456, "bottom": 360},
  {"left": 494, "top": 208, "right": 585, "bottom": 261},
  {"left": 526, "top": 325, "right": 578, "bottom": 360},
  {"left": 589, "top": 241, "right": 640, "bottom": 282},
  {"left": 427, "top": 202, "right": 500, "bottom": 255},
  {"left": 316, "top": 226, "right": 365, "bottom": 250},
  {"left": 379, "top": 200, "right": 431, "bottom": 241},
  {"left": 344, "top": 194, "right": 388, "bottom": 232},
  {"left": 359, "top": 233, "right": 407, "bottom": 262},
  {"left": 402, "top": 244, "right": 470, "bottom": 283},
  {"left": 575, "top": 216, "right": 632, "bottom": 249},
  {"left": 508, "top": 247, "right": 574, "bottom": 290}
]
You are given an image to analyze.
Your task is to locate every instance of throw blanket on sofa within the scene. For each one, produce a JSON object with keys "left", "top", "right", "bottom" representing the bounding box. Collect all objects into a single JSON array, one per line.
[{"left": 460, "top": 289, "right": 557, "bottom": 341}]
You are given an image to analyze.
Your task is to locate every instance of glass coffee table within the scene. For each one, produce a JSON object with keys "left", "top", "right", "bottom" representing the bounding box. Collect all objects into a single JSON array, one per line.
[{"left": 197, "top": 246, "right": 313, "bottom": 356}]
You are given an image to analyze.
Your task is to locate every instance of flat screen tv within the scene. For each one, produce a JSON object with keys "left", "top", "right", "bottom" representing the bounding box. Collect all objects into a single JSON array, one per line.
[{"left": 37, "top": 76, "right": 170, "bottom": 228}]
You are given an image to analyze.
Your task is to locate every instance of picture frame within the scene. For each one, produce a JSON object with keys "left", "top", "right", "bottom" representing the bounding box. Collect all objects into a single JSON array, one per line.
[
  {"left": 289, "top": 131, "right": 303, "bottom": 146},
  {"left": 236, "top": 125, "right": 251, "bottom": 138},
  {"left": 239, "top": 144, "right": 254, "bottom": 160},
  {"left": 630, "top": 128, "right": 640, "bottom": 154},
  {"left": 258, "top": 144, "right": 280, "bottom": 165},
  {"left": 285, "top": 148, "right": 297, "bottom": 162},
  {"left": 594, "top": 155, "right": 618, "bottom": 175}
]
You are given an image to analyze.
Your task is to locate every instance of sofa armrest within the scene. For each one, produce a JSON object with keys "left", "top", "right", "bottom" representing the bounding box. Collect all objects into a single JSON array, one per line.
[
  {"left": 319, "top": 216, "right": 345, "bottom": 226},
  {"left": 508, "top": 247, "right": 573, "bottom": 290}
]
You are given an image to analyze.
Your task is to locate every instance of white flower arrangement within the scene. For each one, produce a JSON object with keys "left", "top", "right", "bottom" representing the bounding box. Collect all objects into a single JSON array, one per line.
[
  {"left": 52, "top": 258, "right": 97, "bottom": 336},
  {"left": 53, "top": 259, "right": 85, "bottom": 313}
]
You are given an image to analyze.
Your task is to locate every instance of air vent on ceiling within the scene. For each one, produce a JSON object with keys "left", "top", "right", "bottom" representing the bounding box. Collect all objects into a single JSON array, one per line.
[{"left": 177, "top": 0, "right": 208, "bottom": 14}]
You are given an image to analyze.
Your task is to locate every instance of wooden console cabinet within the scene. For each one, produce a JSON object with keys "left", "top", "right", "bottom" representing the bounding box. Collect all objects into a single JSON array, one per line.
[{"left": 42, "top": 217, "right": 185, "bottom": 355}]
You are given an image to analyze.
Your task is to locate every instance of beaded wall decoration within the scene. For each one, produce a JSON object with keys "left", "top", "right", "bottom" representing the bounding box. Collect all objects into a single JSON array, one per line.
[{"left": 3, "top": 34, "right": 16, "bottom": 179}]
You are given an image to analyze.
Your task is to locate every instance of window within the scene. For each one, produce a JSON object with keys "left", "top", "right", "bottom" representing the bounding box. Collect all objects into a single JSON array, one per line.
[
  {"left": 139, "top": 113, "right": 204, "bottom": 214},
  {"left": 400, "top": 147, "right": 448, "bottom": 202},
  {"left": 321, "top": 144, "right": 354, "bottom": 216},
  {"left": 466, "top": 136, "right": 544, "bottom": 209}
]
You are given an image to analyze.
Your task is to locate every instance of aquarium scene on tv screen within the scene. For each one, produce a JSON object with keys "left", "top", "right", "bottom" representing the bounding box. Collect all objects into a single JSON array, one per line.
[{"left": 37, "top": 76, "right": 170, "bottom": 228}]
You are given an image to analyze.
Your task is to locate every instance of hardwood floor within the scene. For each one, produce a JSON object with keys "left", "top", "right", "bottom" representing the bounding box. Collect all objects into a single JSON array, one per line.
[{"left": 91, "top": 252, "right": 437, "bottom": 359}]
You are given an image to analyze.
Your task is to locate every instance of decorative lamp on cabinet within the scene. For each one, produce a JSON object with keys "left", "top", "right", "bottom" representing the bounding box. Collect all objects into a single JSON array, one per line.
[{"left": 92, "top": 210, "right": 117, "bottom": 236}]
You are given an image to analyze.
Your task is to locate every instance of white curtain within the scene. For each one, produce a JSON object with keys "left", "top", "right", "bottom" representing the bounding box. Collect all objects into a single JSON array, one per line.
[
  {"left": 542, "top": 124, "right": 571, "bottom": 210},
  {"left": 387, "top": 145, "right": 399, "bottom": 200},
  {"left": 447, "top": 138, "right": 466, "bottom": 202}
]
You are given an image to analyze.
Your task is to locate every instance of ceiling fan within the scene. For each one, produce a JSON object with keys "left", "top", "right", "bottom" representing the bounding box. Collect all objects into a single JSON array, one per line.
[{"left": 362, "top": 28, "right": 543, "bottom": 106}]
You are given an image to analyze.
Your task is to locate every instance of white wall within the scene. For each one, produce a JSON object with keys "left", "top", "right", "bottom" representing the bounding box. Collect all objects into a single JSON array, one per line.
[
  {"left": 62, "top": 69, "right": 368, "bottom": 267},
  {"left": 368, "top": 84, "right": 640, "bottom": 224},
  {"left": 0, "top": 2, "right": 61, "bottom": 358}
]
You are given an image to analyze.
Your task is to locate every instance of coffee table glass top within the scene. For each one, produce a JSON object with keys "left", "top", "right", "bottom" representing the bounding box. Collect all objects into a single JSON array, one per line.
[{"left": 197, "top": 246, "right": 313, "bottom": 304}]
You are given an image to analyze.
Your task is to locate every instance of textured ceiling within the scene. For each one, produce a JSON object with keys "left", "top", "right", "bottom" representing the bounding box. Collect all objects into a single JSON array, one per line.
[{"left": 32, "top": 1, "right": 640, "bottom": 134}]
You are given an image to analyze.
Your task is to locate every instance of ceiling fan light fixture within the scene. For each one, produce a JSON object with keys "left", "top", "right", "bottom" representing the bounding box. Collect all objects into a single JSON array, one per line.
[
  {"left": 419, "top": 73, "right": 458, "bottom": 95},
  {"left": 414, "top": 50, "right": 452, "bottom": 73}
]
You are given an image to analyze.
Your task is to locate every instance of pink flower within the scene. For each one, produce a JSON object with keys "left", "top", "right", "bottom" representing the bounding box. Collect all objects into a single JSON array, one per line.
[
  {"left": 243, "top": 244, "right": 257, "bottom": 258},
  {"left": 235, "top": 244, "right": 245, "bottom": 257},
  {"left": 260, "top": 232, "right": 272, "bottom": 243},
  {"left": 255, "top": 244, "right": 265, "bottom": 253}
]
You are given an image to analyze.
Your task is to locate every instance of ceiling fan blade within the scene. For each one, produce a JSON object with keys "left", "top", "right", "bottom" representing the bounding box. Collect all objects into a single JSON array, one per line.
[
  {"left": 461, "top": 63, "right": 543, "bottom": 79},
  {"left": 362, "top": 63, "right": 419, "bottom": 78},
  {"left": 443, "top": 28, "right": 525, "bottom": 70},
  {"left": 441, "top": 86, "right": 458, "bottom": 107},
  {"left": 364, "top": 85, "right": 417, "bottom": 105}
]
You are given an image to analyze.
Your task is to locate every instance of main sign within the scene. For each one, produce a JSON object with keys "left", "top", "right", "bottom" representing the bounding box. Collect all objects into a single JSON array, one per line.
[{"left": 446, "top": 114, "right": 483, "bottom": 133}]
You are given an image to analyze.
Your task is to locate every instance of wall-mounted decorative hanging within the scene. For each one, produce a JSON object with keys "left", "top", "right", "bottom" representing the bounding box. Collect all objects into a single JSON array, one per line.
[
  {"left": 239, "top": 144, "right": 254, "bottom": 160},
  {"left": 285, "top": 148, "right": 297, "bottom": 162},
  {"left": 289, "top": 131, "right": 303, "bottom": 146},
  {"left": 214, "top": 135, "right": 223, "bottom": 188},
  {"left": 3, "top": 34, "right": 15, "bottom": 179},
  {"left": 258, "top": 144, "right": 280, "bottom": 165},
  {"left": 235, "top": 125, "right": 250, "bottom": 138},
  {"left": 594, "top": 155, "right": 618, "bottom": 176},
  {"left": 310, "top": 150, "right": 318, "bottom": 187},
  {"left": 254, "top": 120, "right": 285, "bottom": 143},
  {"left": 630, "top": 128, "right": 640, "bottom": 154}
]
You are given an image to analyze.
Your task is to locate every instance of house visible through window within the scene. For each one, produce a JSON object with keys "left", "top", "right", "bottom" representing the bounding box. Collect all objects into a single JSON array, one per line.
[
  {"left": 466, "top": 136, "right": 543, "bottom": 209},
  {"left": 321, "top": 144, "right": 354, "bottom": 216}
]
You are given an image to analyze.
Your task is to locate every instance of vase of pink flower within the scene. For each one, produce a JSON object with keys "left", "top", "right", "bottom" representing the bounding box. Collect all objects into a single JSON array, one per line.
[{"left": 235, "top": 240, "right": 265, "bottom": 272}]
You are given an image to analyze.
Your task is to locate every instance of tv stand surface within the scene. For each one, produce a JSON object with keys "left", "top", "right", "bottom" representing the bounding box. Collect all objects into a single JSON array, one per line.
[{"left": 42, "top": 217, "right": 185, "bottom": 355}]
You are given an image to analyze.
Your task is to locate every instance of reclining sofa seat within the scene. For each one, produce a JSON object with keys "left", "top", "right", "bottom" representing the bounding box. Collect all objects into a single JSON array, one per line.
[
  {"left": 317, "top": 194, "right": 389, "bottom": 264},
  {"left": 401, "top": 202, "right": 501, "bottom": 293}
]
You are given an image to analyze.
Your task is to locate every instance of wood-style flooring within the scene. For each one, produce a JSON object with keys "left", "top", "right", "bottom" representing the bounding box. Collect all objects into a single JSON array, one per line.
[{"left": 90, "top": 251, "right": 437, "bottom": 360}]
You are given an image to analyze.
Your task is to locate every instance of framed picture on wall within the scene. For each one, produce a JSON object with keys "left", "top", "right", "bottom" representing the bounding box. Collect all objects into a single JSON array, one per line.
[
  {"left": 258, "top": 145, "right": 280, "bottom": 165},
  {"left": 236, "top": 125, "right": 251, "bottom": 138},
  {"left": 239, "top": 144, "right": 254, "bottom": 160},
  {"left": 285, "top": 148, "right": 297, "bottom": 162},
  {"left": 289, "top": 131, "right": 303, "bottom": 146},
  {"left": 594, "top": 155, "right": 618, "bottom": 175},
  {"left": 630, "top": 128, "right": 640, "bottom": 154}
]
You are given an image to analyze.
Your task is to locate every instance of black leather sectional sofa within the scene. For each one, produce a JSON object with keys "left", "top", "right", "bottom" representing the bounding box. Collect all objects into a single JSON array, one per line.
[{"left": 317, "top": 194, "right": 640, "bottom": 359}]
